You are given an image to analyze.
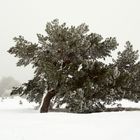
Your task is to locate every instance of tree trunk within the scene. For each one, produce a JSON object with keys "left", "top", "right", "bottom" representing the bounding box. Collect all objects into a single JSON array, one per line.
[{"left": 40, "top": 89, "right": 56, "bottom": 113}]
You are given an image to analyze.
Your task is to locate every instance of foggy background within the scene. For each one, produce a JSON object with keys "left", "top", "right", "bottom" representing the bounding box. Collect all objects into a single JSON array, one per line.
[
  {"left": 0, "top": 76, "right": 20, "bottom": 97},
  {"left": 0, "top": 0, "right": 140, "bottom": 83}
]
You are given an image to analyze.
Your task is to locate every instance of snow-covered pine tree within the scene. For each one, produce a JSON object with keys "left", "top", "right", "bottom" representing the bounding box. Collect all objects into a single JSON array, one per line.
[
  {"left": 8, "top": 19, "right": 140, "bottom": 113},
  {"left": 112, "top": 41, "right": 140, "bottom": 102}
]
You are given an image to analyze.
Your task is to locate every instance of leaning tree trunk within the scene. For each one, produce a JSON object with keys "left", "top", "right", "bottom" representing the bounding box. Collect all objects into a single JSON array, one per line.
[{"left": 40, "top": 89, "right": 56, "bottom": 113}]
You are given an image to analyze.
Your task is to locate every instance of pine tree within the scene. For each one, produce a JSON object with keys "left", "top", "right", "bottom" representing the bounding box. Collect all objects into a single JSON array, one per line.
[
  {"left": 8, "top": 19, "right": 140, "bottom": 113},
  {"left": 113, "top": 42, "right": 140, "bottom": 102}
]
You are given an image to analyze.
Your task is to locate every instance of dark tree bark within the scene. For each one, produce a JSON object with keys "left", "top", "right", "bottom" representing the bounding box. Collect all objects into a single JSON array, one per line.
[{"left": 40, "top": 90, "right": 56, "bottom": 113}]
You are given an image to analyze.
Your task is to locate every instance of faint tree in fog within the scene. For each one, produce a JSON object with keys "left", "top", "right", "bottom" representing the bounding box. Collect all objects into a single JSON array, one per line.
[{"left": 0, "top": 77, "right": 20, "bottom": 97}]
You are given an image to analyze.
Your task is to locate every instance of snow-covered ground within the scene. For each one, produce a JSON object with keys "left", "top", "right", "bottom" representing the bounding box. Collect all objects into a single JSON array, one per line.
[{"left": 0, "top": 97, "right": 140, "bottom": 140}]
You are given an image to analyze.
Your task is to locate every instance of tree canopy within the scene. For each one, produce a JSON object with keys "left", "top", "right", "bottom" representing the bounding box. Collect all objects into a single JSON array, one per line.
[{"left": 8, "top": 19, "right": 140, "bottom": 113}]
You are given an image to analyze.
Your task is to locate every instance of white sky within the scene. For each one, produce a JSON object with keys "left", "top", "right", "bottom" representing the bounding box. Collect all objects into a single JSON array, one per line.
[{"left": 0, "top": 0, "right": 140, "bottom": 82}]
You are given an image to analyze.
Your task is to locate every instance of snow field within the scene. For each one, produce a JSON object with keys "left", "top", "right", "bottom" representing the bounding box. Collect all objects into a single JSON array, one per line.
[{"left": 0, "top": 97, "right": 140, "bottom": 140}]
